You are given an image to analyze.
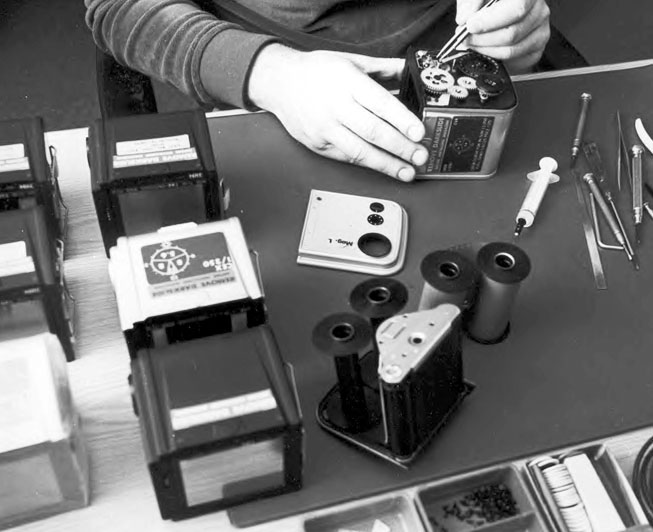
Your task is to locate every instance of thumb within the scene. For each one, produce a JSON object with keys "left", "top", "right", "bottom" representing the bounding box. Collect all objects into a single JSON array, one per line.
[
  {"left": 456, "top": 0, "right": 486, "bottom": 25},
  {"left": 338, "top": 52, "right": 406, "bottom": 80}
]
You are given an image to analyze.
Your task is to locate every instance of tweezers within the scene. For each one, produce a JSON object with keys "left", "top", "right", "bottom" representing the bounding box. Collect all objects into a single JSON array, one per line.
[{"left": 436, "top": 0, "right": 501, "bottom": 62}]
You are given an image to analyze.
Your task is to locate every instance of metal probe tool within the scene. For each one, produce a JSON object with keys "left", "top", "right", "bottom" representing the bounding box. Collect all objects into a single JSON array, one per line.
[
  {"left": 619, "top": 113, "right": 633, "bottom": 189},
  {"left": 514, "top": 157, "right": 559, "bottom": 237},
  {"left": 645, "top": 182, "right": 653, "bottom": 221},
  {"left": 631, "top": 144, "right": 645, "bottom": 246},
  {"left": 583, "top": 141, "right": 635, "bottom": 260},
  {"left": 645, "top": 203, "right": 653, "bottom": 221},
  {"left": 582, "top": 172, "right": 638, "bottom": 269},
  {"left": 573, "top": 169, "right": 607, "bottom": 290},
  {"left": 571, "top": 93, "right": 592, "bottom": 167},
  {"left": 634, "top": 118, "right": 653, "bottom": 224},
  {"left": 616, "top": 112, "right": 623, "bottom": 191}
]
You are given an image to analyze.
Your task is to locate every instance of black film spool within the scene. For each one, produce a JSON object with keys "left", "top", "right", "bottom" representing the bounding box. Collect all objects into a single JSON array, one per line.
[
  {"left": 349, "top": 278, "right": 408, "bottom": 331},
  {"left": 466, "top": 242, "right": 531, "bottom": 344},
  {"left": 418, "top": 250, "right": 480, "bottom": 311},
  {"left": 312, "top": 312, "right": 373, "bottom": 432}
]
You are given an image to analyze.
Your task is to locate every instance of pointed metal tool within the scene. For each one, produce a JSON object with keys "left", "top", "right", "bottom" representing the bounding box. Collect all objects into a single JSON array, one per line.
[
  {"left": 572, "top": 168, "right": 607, "bottom": 289},
  {"left": 583, "top": 142, "right": 637, "bottom": 268},
  {"left": 582, "top": 172, "right": 638, "bottom": 270},
  {"left": 618, "top": 111, "right": 633, "bottom": 190},
  {"left": 616, "top": 112, "right": 623, "bottom": 192},
  {"left": 631, "top": 144, "right": 645, "bottom": 247}
]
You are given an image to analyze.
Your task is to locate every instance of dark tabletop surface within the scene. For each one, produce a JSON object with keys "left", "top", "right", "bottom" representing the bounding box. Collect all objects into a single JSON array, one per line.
[{"left": 206, "top": 64, "right": 653, "bottom": 527}]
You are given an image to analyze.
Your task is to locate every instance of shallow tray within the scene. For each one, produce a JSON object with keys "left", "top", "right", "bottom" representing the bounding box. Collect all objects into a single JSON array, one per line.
[
  {"left": 416, "top": 465, "right": 548, "bottom": 532},
  {"left": 303, "top": 493, "right": 426, "bottom": 532}
]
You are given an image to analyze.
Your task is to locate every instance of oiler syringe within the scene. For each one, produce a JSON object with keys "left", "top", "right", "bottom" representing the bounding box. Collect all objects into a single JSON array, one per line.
[{"left": 514, "top": 157, "right": 559, "bottom": 237}]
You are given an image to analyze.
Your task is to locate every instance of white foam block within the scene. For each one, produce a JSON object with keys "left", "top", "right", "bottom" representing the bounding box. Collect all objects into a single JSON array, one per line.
[
  {"left": 371, "top": 520, "right": 391, "bottom": 532},
  {"left": 563, "top": 453, "right": 624, "bottom": 532}
]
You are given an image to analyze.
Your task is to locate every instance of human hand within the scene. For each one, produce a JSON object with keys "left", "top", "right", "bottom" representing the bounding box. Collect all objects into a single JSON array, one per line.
[
  {"left": 247, "top": 44, "right": 429, "bottom": 182},
  {"left": 456, "top": 0, "right": 550, "bottom": 72}
]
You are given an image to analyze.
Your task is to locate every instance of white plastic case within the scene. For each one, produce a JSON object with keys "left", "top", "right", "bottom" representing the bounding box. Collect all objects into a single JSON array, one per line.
[
  {"left": 297, "top": 190, "right": 408, "bottom": 276},
  {"left": 109, "top": 217, "right": 262, "bottom": 331}
]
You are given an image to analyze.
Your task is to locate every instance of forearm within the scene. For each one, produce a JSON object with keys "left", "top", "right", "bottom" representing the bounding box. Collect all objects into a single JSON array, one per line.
[{"left": 85, "top": 0, "right": 277, "bottom": 108}]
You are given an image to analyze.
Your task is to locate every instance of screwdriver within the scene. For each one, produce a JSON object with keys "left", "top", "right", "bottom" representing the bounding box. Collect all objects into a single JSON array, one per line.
[
  {"left": 631, "top": 145, "right": 644, "bottom": 246},
  {"left": 571, "top": 93, "right": 592, "bottom": 167}
]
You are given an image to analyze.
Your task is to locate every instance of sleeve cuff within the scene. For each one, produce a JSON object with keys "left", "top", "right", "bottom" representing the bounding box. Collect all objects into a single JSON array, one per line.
[{"left": 197, "top": 28, "right": 280, "bottom": 109}]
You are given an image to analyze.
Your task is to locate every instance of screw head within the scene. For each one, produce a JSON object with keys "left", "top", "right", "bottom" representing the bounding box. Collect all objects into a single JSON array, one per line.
[{"left": 383, "top": 364, "right": 403, "bottom": 380}]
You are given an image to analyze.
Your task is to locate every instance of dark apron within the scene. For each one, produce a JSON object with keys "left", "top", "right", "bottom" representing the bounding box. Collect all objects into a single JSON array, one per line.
[{"left": 196, "top": 0, "right": 458, "bottom": 57}]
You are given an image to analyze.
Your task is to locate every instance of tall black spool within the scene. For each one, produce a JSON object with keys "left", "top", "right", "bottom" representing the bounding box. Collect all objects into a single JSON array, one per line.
[
  {"left": 312, "top": 313, "right": 374, "bottom": 433},
  {"left": 466, "top": 242, "right": 531, "bottom": 344},
  {"left": 349, "top": 278, "right": 408, "bottom": 388},
  {"left": 349, "top": 277, "right": 408, "bottom": 332},
  {"left": 418, "top": 250, "right": 480, "bottom": 311}
]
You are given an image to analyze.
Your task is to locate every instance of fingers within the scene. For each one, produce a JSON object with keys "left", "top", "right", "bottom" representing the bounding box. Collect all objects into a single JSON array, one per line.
[
  {"left": 261, "top": 49, "right": 429, "bottom": 182},
  {"left": 312, "top": 127, "right": 418, "bottom": 182},
  {"left": 337, "top": 52, "right": 406, "bottom": 80},
  {"left": 458, "top": 0, "right": 549, "bottom": 71},
  {"left": 276, "top": 100, "right": 423, "bottom": 182},
  {"left": 350, "top": 75, "right": 426, "bottom": 142},
  {"left": 337, "top": 101, "right": 428, "bottom": 167},
  {"left": 466, "top": 0, "right": 542, "bottom": 34},
  {"left": 455, "top": 0, "right": 486, "bottom": 26},
  {"left": 319, "top": 52, "right": 425, "bottom": 143},
  {"left": 466, "top": 1, "right": 548, "bottom": 48},
  {"left": 469, "top": 21, "right": 550, "bottom": 67}
]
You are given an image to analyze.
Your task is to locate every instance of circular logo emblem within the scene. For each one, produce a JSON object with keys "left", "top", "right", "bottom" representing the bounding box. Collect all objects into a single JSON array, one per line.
[
  {"left": 452, "top": 136, "right": 474, "bottom": 154},
  {"left": 149, "top": 245, "right": 191, "bottom": 279}
]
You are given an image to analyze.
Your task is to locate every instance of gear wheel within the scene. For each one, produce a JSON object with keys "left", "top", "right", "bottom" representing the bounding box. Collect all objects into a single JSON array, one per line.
[
  {"left": 448, "top": 85, "right": 469, "bottom": 100},
  {"left": 457, "top": 51, "right": 499, "bottom": 78},
  {"left": 477, "top": 73, "right": 507, "bottom": 102},
  {"left": 415, "top": 49, "right": 437, "bottom": 70},
  {"left": 457, "top": 76, "right": 477, "bottom": 91},
  {"left": 420, "top": 67, "right": 455, "bottom": 94}
]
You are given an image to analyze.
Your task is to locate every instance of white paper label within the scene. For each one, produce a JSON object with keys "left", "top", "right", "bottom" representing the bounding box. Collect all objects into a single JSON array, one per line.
[
  {"left": 0, "top": 143, "right": 29, "bottom": 173},
  {"left": 0, "top": 336, "right": 67, "bottom": 454},
  {"left": 170, "top": 390, "right": 277, "bottom": 431},
  {"left": 116, "top": 135, "right": 190, "bottom": 156},
  {"left": 113, "top": 134, "right": 197, "bottom": 168},
  {"left": 0, "top": 343, "right": 63, "bottom": 453},
  {"left": 0, "top": 241, "right": 27, "bottom": 261},
  {"left": 0, "top": 241, "right": 34, "bottom": 276},
  {"left": 0, "top": 258, "right": 35, "bottom": 277},
  {"left": 0, "top": 144, "right": 24, "bottom": 159}
]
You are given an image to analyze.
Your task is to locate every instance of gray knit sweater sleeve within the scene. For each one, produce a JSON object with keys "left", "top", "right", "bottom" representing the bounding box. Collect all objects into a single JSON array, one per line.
[{"left": 85, "top": 0, "right": 278, "bottom": 108}]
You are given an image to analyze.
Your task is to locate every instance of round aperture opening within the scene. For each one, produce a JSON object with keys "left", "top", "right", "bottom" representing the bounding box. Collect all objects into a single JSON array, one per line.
[
  {"left": 330, "top": 323, "right": 355, "bottom": 342},
  {"left": 366, "top": 286, "right": 391, "bottom": 305},
  {"left": 439, "top": 261, "right": 460, "bottom": 279},
  {"left": 358, "top": 233, "right": 392, "bottom": 258},
  {"left": 495, "top": 252, "right": 516, "bottom": 270},
  {"left": 409, "top": 333, "right": 425, "bottom": 345}
]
